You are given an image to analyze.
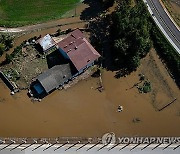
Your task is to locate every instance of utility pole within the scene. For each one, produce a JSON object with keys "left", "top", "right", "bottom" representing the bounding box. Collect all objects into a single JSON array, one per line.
[{"left": 75, "top": 4, "right": 77, "bottom": 17}]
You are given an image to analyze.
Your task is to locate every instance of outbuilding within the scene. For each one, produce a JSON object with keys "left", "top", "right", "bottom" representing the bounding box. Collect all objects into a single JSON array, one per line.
[
  {"left": 32, "top": 64, "right": 72, "bottom": 96},
  {"left": 38, "top": 34, "right": 56, "bottom": 52}
]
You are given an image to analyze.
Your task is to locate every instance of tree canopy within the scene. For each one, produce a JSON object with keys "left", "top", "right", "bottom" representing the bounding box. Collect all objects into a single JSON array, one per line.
[
  {"left": 0, "top": 34, "right": 13, "bottom": 57},
  {"left": 100, "top": 0, "right": 115, "bottom": 8},
  {"left": 111, "top": 0, "right": 152, "bottom": 71}
]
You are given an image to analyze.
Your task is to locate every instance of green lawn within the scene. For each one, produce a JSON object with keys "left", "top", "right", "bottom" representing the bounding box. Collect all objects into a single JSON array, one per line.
[{"left": 0, "top": 0, "right": 80, "bottom": 27}]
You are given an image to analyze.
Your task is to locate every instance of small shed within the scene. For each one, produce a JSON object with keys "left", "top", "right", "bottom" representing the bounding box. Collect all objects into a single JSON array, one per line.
[{"left": 38, "top": 34, "right": 56, "bottom": 52}]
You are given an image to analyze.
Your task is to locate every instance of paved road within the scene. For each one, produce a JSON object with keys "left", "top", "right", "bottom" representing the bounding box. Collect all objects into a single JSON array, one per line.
[{"left": 145, "top": 0, "right": 180, "bottom": 54}]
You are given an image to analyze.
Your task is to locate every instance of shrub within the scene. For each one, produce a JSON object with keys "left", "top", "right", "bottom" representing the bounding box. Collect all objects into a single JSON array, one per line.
[{"left": 5, "top": 53, "right": 13, "bottom": 64}]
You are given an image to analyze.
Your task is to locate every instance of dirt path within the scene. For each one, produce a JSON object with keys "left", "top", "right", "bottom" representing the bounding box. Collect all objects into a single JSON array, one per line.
[
  {"left": 0, "top": 17, "right": 85, "bottom": 33},
  {"left": 0, "top": 17, "right": 87, "bottom": 33}
]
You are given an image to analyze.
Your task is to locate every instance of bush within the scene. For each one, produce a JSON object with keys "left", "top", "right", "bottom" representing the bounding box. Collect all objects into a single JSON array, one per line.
[
  {"left": 138, "top": 80, "right": 152, "bottom": 93},
  {"left": 5, "top": 44, "right": 23, "bottom": 63},
  {"left": 0, "top": 34, "right": 13, "bottom": 57},
  {"left": 0, "top": 43, "right": 5, "bottom": 56},
  {"left": 0, "top": 34, "right": 13, "bottom": 45},
  {"left": 5, "top": 54, "right": 13, "bottom": 64},
  {"left": 56, "top": 29, "right": 61, "bottom": 35}
]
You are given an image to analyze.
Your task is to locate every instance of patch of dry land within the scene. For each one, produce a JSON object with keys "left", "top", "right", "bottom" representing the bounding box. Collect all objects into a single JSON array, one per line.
[{"left": 0, "top": 48, "right": 179, "bottom": 137}]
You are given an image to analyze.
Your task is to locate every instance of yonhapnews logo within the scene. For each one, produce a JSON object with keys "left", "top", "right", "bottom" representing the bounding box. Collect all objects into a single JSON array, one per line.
[
  {"left": 102, "top": 135, "right": 180, "bottom": 144},
  {"left": 102, "top": 132, "right": 116, "bottom": 145}
]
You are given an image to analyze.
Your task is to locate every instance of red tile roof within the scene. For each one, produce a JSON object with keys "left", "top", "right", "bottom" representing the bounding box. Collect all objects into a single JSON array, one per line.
[{"left": 58, "top": 29, "right": 101, "bottom": 71}]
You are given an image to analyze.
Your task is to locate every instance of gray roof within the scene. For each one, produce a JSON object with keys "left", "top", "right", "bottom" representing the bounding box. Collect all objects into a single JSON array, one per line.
[{"left": 37, "top": 64, "right": 72, "bottom": 93}]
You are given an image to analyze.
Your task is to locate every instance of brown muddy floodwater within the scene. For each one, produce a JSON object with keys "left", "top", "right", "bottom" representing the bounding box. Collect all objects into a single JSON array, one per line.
[{"left": 0, "top": 47, "right": 180, "bottom": 137}]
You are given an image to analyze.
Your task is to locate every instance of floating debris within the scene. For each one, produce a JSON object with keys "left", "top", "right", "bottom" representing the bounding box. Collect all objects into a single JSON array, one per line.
[
  {"left": 10, "top": 91, "right": 15, "bottom": 95},
  {"left": 97, "top": 86, "right": 104, "bottom": 92},
  {"left": 118, "top": 105, "right": 123, "bottom": 112}
]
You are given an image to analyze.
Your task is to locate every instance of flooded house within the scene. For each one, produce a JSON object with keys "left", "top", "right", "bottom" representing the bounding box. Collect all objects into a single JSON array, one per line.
[
  {"left": 31, "top": 64, "right": 72, "bottom": 98},
  {"left": 58, "top": 29, "right": 101, "bottom": 76},
  {"left": 31, "top": 29, "right": 100, "bottom": 98}
]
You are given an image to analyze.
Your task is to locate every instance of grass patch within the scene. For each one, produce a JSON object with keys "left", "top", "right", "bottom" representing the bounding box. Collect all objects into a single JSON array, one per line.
[
  {"left": 150, "top": 17, "right": 180, "bottom": 87},
  {"left": 162, "top": 0, "right": 180, "bottom": 26},
  {"left": 0, "top": 0, "right": 80, "bottom": 27},
  {"left": 3, "top": 68, "right": 20, "bottom": 82}
]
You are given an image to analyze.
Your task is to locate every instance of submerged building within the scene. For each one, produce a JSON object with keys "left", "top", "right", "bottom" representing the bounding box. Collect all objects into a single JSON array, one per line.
[
  {"left": 32, "top": 64, "right": 72, "bottom": 96},
  {"left": 58, "top": 29, "right": 101, "bottom": 75},
  {"left": 31, "top": 29, "right": 100, "bottom": 98}
]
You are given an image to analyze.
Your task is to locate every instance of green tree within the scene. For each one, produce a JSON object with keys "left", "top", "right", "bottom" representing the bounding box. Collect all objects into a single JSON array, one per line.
[
  {"left": 114, "top": 39, "right": 129, "bottom": 55},
  {"left": 111, "top": 0, "right": 152, "bottom": 71},
  {"left": 5, "top": 53, "right": 13, "bottom": 63},
  {"left": 0, "top": 43, "right": 5, "bottom": 56},
  {"left": 100, "top": 0, "right": 115, "bottom": 7},
  {"left": 129, "top": 56, "right": 140, "bottom": 71},
  {"left": 56, "top": 28, "right": 61, "bottom": 36},
  {"left": 5, "top": 36, "right": 13, "bottom": 49},
  {"left": 0, "top": 34, "right": 14, "bottom": 56}
]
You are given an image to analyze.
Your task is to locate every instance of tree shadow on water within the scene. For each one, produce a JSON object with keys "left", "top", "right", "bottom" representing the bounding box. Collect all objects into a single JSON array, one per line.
[{"left": 87, "top": 13, "right": 121, "bottom": 72}]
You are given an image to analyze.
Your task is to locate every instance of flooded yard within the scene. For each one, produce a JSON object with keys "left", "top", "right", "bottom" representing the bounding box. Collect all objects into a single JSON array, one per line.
[
  {"left": 0, "top": 0, "right": 179, "bottom": 138},
  {"left": 0, "top": 49, "right": 180, "bottom": 138}
]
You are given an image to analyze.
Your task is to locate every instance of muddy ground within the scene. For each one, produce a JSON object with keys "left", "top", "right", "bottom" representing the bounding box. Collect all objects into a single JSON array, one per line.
[
  {"left": 0, "top": 0, "right": 179, "bottom": 138},
  {"left": 0, "top": 48, "right": 179, "bottom": 137}
]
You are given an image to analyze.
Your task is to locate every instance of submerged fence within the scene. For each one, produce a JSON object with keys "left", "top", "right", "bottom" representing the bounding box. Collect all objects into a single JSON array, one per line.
[{"left": 0, "top": 71, "right": 17, "bottom": 92}]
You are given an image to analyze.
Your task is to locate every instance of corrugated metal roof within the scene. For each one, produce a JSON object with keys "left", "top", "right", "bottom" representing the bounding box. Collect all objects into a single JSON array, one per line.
[
  {"left": 38, "top": 34, "right": 56, "bottom": 51},
  {"left": 58, "top": 29, "right": 101, "bottom": 71},
  {"left": 37, "top": 64, "right": 72, "bottom": 93}
]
